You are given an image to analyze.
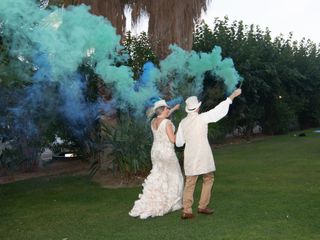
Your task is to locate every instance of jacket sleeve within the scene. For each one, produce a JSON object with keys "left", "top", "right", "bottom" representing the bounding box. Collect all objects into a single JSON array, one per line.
[
  {"left": 200, "top": 98, "right": 232, "bottom": 123},
  {"left": 175, "top": 123, "right": 185, "bottom": 147}
]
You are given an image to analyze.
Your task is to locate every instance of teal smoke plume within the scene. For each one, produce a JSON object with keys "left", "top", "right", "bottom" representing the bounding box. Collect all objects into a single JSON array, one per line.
[
  {"left": 159, "top": 45, "right": 242, "bottom": 97},
  {"left": 0, "top": 0, "right": 242, "bottom": 140}
]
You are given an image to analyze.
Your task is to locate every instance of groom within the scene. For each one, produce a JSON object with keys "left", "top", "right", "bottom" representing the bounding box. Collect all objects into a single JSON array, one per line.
[{"left": 176, "top": 88, "right": 242, "bottom": 219}]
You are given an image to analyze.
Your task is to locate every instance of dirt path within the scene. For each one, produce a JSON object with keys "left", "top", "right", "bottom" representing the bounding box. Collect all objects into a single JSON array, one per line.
[
  {"left": 0, "top": 135, "right": 268, "bottom": 186},
  {"left": 0, "top": 160, "right": 89, "bottom": 185},
  {"left": 92, "top": 170, "right": 145, "bottom": 188}
]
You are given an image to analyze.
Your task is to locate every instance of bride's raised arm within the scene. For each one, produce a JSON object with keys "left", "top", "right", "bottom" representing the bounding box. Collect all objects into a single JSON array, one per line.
[{"left": 168, "top": 104, "right": 180, "bottom": 117}]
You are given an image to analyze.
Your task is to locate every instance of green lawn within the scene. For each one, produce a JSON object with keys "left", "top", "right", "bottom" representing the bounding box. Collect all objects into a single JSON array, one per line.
[{"left": 1, "top": 130, "right": 319, "bottom": 240}]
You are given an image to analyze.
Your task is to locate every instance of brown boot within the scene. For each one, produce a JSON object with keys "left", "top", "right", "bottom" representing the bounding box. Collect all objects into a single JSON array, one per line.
[
  {"left": 181, "top": 212, "right": 195, "bottom": 220},
  {"left": 197, "top": 207, "right": 214, "bottom": 215}
]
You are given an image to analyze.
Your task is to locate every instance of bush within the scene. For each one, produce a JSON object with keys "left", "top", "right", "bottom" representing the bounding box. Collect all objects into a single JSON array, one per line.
[
  {"left": 99, "top": 113, "right": 152, "bottom": 177},
  {"left": 262, "top": 100, "right": 299, "bottom": 134}
]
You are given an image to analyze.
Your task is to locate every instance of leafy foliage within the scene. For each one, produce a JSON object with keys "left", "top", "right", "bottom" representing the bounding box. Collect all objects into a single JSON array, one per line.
[
  {"left": 123, "top": 31, "right": 159, "bottom": 79},
  {"left": 194, "top": 18, "right": 320, "bottom": 136},
  {"left": 1, "top": 15, "right": 320, "bottom": 175},
  {"left": 98, "top": 113, "right": 152, "bottom": 177}
]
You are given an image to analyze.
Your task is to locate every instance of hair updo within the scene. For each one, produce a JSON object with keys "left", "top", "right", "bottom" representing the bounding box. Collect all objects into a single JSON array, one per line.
[{"left": 155, "top": 106, "right": 166, "bottom": 116}]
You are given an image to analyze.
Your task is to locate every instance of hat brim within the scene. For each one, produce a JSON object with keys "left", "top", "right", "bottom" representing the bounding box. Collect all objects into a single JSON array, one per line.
[
  {"left": 153, "top": 103, "right": 169, "bottom": 111},
  {"left": 185, "top": 102, "right": 202, "bottom": 113},
  {"left": 152, "top": 99, "right": 169, "bottom": 111}
]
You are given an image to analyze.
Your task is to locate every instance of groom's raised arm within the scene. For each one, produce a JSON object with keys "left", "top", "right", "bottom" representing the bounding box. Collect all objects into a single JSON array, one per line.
[
  {"left": 200, "top": 88, "right": 242, "bottom": 124},
  {"left": 175, "top": 123, "right": 185, "bottom": 147},
  {"left": 200, "top": 98, "right": 232, "bottom": 124}
]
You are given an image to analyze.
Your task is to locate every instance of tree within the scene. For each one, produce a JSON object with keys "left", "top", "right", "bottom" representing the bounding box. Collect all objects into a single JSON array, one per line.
[{"left": 63, "top": 0, "right": 211, "bottom": 58}]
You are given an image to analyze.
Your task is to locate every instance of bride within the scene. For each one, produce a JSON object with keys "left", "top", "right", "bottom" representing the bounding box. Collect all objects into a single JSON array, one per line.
[{"left": 129, "top": 100, "right": 184, "bottom": 219}]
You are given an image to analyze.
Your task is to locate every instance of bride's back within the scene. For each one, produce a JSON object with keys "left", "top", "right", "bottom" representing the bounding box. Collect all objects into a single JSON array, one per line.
[{"left": 151, "top": 118, "right": 169, "bottom": 143}]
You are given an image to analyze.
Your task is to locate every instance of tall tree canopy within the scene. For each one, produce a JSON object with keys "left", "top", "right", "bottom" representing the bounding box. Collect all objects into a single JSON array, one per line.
[{"left": 63, "top": 0, "right": 210, "bottom": 58}]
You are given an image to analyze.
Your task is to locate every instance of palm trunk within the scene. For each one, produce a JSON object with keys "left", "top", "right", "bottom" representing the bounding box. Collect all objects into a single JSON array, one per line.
[{"left": 63, "top": 0, "right": 210, "bottom": 58}]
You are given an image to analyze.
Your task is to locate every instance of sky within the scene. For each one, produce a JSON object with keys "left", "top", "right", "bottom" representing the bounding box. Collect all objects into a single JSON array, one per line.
[
  {"left": 126, "top": 0, "right": 320, "bottom": 44},
  {"left": 202, "top": 0, "right": 320, "bottom": 44}
]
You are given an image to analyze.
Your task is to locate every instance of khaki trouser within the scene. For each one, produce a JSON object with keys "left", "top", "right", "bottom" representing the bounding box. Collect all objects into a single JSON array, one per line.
[{"left": 182, "top": 172, "right": 214, "bottom": 214}]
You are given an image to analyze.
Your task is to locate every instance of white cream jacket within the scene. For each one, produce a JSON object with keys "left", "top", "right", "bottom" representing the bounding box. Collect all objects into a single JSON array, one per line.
[{"left": 176, "top": 98, "right": 232, "bottom": 176}]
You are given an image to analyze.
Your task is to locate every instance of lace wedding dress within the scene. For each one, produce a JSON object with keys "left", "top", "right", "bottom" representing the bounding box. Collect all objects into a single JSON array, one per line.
[{"left": 129, "top": 119, "right": 184, "bottom": 219}]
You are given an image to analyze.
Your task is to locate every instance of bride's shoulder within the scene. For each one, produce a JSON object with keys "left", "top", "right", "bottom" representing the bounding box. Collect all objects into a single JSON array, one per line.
[{"left": 165, "top": 119, "right": 175, "bottom": 127}]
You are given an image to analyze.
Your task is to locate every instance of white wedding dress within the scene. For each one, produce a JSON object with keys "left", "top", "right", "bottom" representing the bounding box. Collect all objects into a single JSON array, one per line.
[{"left": 129, "top": 119, "right": 184, "bottom": 219}]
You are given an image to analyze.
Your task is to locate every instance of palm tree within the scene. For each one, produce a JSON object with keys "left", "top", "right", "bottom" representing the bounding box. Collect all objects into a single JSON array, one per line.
[{"left": 63, "top": 0, "right": 211, "bottom": 59}]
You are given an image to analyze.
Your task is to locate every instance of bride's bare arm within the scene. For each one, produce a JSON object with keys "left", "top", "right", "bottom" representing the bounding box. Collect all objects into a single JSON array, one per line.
[
  {"left": 168, "top": 104, "right": 180, "bottom": 117},
  {"left": 166, "top": 122, "right": 176, "bottom": 144}
]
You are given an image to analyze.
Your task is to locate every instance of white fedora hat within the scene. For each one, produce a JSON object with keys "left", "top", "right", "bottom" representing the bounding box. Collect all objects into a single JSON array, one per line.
[
  {"left": 185, "top": 96, "right": 202, "bottom": 113},
  {"left": 153, "top": 99, "right": 169, "bottom": 111}
]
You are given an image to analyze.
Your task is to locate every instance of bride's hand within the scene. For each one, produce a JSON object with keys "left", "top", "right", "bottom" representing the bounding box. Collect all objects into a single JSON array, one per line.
[
  {"left": 172, "top": 104, "right": 180, "bottom": 111},
  {"left": 168, "top": 104, "right": 180, "bottom": 117}
]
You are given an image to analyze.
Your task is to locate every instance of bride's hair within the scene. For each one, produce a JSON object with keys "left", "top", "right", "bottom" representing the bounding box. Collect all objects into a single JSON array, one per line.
[
  {"left": 146, "top": 106, "right": 166, "bottom": 120},
  {"left": 155, "top": 106, "right": 166, "bottom": 116}
]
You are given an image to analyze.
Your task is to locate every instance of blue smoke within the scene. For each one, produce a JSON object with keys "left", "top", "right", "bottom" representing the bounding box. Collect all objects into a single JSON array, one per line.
[{"left": 0, "top": 0, "right": 242, "bottom": 144}]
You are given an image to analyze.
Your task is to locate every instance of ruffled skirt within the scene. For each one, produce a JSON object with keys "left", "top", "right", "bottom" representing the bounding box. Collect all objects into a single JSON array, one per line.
[{"left": 129, "top": 163, "right": 183, "bottom": 219}]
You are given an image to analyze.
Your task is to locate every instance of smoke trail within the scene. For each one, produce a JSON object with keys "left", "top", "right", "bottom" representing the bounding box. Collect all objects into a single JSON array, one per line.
[
  {"left": 159, "top": 45, "right": 242, "bottom": 98},
  {"left": 132, "top": 62, "right": 161, "bottom": 111},
  {"left": 0, "top": 0, "right": 242, "bottom": 146},
  {"left": 166, "top": 96, "right": 184, "bottom": 107},
  {"left": 0, "top": 1, "right": 129, "bottom": 137}
]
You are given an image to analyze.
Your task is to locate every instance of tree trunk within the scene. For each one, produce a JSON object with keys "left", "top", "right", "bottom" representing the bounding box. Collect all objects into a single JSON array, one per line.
[{"left": 63, "top": 0, "right": 210, "bottom": 59}]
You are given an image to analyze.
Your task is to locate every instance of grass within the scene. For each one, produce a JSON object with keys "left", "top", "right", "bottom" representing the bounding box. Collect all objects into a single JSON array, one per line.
[{"left": 0, "top": 129, "right": 319, "bottom": 240}]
